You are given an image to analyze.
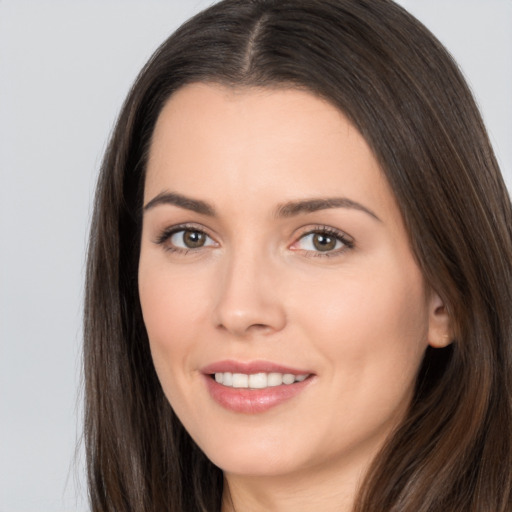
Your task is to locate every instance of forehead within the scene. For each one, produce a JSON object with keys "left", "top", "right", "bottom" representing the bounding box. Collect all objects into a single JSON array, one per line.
[{"left": 145, "top": 83, "right": 399, "bottom": 225}]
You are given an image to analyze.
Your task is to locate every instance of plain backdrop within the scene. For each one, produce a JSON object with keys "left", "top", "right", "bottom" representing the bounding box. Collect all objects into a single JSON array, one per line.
[{"left": 1, "top": 1, "right": 511, "bottom": 511}]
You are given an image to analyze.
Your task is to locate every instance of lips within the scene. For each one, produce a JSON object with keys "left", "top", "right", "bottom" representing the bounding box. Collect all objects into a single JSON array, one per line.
[{"left": 201, "top": 360, "right": 314, "bottom": 414}]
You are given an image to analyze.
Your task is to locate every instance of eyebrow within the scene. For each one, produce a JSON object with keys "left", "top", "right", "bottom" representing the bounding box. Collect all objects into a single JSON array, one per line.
[
  {"left": 144, "top": 191, "right": 216, "bottom": 216},
  {"left": 143, "top": 191, "right": 380, "bottom": 221},
  {"left": 276, "top": 197, "right": 380, "bottom": 221}
]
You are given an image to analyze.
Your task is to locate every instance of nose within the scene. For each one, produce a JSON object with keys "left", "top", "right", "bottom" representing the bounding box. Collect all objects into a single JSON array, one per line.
[{"left": 212, "top": 250, "right": 287, "bottom": 338}]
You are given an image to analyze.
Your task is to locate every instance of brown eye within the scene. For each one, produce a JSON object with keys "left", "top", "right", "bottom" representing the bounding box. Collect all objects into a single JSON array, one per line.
[
  {"left": 183, "top": 230, "right": 206, "bottom": 248},
  {"left": 312, "top": 233, "right": 337, "bottom": 252},
  {"left": 292, "top": 228, "right": 352, "bottom": 256},
  {"left": 168, "top": 229, "right": 215, "bottom": 250}
]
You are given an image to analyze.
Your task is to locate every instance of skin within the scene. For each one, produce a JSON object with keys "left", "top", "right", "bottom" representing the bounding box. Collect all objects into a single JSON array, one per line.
[{"left": 138, "top": 83, "right": 450, "bottom": 512}]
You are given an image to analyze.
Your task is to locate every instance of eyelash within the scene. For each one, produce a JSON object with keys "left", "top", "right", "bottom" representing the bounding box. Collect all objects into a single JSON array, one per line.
[
  {"left": 154, "top": 223, "right": 215, "bottom": 255},
  {"left": 294, "top": 225, "right": 354, "bottom": 258},
  {"left": 154, "top": 224, "right": 354, "bottom": 257}
]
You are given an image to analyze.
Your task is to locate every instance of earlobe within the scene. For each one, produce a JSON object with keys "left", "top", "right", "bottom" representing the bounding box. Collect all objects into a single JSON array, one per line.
[{"left": 427, "top": 293, "right": 452, "bottom": 348}]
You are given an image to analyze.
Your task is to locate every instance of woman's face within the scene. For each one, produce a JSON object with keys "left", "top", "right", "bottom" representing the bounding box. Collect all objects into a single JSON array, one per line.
[{"left": 139, "top": 83, "right": 448, "bottom": 483}]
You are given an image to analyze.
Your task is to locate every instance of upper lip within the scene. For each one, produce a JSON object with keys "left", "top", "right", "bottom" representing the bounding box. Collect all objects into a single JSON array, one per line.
[{"left": 201, "top": 360, "right": 312, "bottom": 375}]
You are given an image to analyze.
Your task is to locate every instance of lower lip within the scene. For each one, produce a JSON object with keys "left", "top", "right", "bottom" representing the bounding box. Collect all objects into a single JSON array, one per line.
[{"left": 203, "top": 375, "right": 313, "bottom": 414}]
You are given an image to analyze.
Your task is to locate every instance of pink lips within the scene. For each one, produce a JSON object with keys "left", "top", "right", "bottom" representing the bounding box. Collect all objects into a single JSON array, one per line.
[{"left": 201, "top": 360, "right": 314, "bottom": 414}]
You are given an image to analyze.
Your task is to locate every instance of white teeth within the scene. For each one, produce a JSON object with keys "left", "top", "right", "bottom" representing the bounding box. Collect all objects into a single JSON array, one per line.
[
  {"left": 213, "top": 372, "right": 309, "bottom": 389},
  {"left": 232, "top": 373, "right": 248, "bottom": 388},
  {"left": 267, "top": 372, "right": 283, "bottom": 387},
  {"left": 248, "top": 373, "right": 267, "bottom": 389},
  {"left": 282, "top": 373, "right": 295, "bottom": 385},
  {"left": 223, "top": 372, "right": 233, "bottom": 386}
]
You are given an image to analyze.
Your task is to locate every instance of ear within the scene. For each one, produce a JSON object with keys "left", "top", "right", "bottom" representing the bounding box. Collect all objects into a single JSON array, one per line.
[{"left": 427, "top": 292, "right": 452, "bottom": 348}]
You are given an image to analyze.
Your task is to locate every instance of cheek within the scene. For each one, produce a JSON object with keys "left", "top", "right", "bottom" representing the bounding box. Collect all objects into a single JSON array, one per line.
[
  {"left": 286, "top": 262, "right": 430, "bottom": 455},
  {"left": 292, "top": 258, "right": 429, "bottom": 388},
  {"left": 138, "top": 257, "right": 212, "bottom": 387}
]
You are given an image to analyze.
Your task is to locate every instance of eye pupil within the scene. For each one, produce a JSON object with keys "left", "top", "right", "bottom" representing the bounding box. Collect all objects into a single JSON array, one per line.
[
  {"left": 183, "top": 230, "right": 206, "bottom": 248},
  {"left": 313, "top": 233, "right": 336, "bottom": 251}
]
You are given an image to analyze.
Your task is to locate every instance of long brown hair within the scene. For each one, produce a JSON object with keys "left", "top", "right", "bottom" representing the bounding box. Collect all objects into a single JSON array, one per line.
[{"left": 84, "top": 1, "right": 512, "bottom": 510}]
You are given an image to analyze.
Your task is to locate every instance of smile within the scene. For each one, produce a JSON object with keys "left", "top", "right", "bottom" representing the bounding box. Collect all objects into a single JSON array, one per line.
[
  {"left": 201, "top": 361, "right": 314, "bottom": 413},
  {"left": 213, "top": 372, "right": 309, "bottom": 389}
]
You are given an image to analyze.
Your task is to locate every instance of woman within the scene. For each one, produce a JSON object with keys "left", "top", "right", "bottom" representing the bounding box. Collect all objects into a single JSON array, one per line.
[{"left": 84, "top": 0, "right": 512, "bottom": 510}]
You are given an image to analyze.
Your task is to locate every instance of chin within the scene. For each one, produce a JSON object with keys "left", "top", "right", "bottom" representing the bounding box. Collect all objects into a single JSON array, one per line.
[
  {"left": 192, "top": 427, "right": 307, "bottom": 477},
  {"left": 208, "top": 451, "right": 301, "bottom": 478}
]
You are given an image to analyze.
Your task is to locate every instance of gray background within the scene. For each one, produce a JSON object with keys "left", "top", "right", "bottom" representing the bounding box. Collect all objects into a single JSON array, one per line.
[{"left": 1, "top": 1, "right": 511, "bottom": 511}]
